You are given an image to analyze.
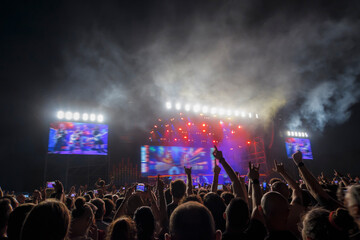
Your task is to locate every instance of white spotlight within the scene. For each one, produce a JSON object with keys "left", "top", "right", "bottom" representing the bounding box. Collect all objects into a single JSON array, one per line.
[
  {"left": 294, "top": 132, "right": 298, "bottom": 137},
  {"left": 211, "top": 107, "right": 217, "bottom": 115},
  {"left": 57, "top": 111, "right": 64, "bottom": 119},
  {"left": 241, "top": 112, "right": 246, "bottom": 117},
  {"left": 90, "top": 113, "right": 96, "bottom": 121},
  {"left": 82, "top": 113, "right": 89, "bottom": 121},
  {"left": 202, "top": 106, "right": 208, "bottom": 114},
  {"left": 166, "top": 102, "right": 172, "bottom": 109},
  {"left": 234, "top": 111, "right": 239, "bottom": 116},
  {"left": 73, "top": 112, "right": 80, "bottom": 120},
  {"left": 185, "top": 104, "right": 191, "bottom": 111},
  {"left": 193, "top": 105, "right": 200, "bottom": 112},
  {"left": 227, "top": 110, "right": 232, "bottom": 116},
  {"left": 290, "top": 132, "right": 294, "bottom": 136},
  {"left": 248, "top": 113, "right": 252, "bottom": 118},
  {"left": 175, "top": 103, "right": 181, "bottom": 110},
  {"left": 287, "top": 131, "right": 290, "bottom": 136},
  {"left": 255, "top": 114, "right": 259, "bottom": 119},
  {"left": 305, "top": 133, "right": 308, "bottom": 137},
  {"left": 301, "top": 132, "right": 305, "bottom": 137},
  {"left": 219, "top": 109, "right": 225, "bottom": 116},
  {"left": 97, "top": 114, "right": 104, "bottom": 123},
  {"left": 65, "top": 111, "right": 72, "bottom": 120}
]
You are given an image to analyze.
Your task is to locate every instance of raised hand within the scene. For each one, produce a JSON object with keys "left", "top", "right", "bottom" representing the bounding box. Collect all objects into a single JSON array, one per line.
[
  {"left": 157, "top": 175, "right": 165, "bottom": 191},
  {"left": 248, "top": 162, "right": 260, "bottom": 180},
  {"left": 184, "top": 166, "right": 192, "bottom": 175},
  {"left": 272, "top": 160, "right": 285, "bottom": 174},
  {"left": 334, "top": 169, "right": 342, "bottom": 178},
  {"left": 125, "top": 185, "right": 135, "bottom": 199},
  {"left": 292, "top": 150, "right": 303, "bottom": 164},
  {"left": 212, "top": 146, "right": 223, "bottom": 161},
  {"left": 53, "top": 180, "right": 64, "bottom": 193},
  {"left": 214, "top": 164, "right": 221, "bottom": 175}
]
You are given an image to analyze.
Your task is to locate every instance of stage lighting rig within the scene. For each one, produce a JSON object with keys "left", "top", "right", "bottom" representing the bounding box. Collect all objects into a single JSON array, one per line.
[
  {"left": 286, "top": 130, "right": 308, "bottom": 138},
  {"left": 56, "top": 111, "right": 105, "bottom": 123},
  {"left": 164, "top": 101, "right": 259, "bottom": 119}
]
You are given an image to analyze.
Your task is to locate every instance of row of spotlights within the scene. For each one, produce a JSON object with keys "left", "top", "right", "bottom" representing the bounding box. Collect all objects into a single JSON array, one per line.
[
  {"left": 56, "top": 111, "right": 104, "bottom": 122},
  {"left": 166, "top": 102, "right": 259, "bottom": 119},
  {"left": 287, "top": 131, "right": 308, "bottom": 138}
]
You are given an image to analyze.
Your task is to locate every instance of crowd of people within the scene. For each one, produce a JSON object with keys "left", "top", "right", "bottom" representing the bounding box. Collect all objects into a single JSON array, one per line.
[{"left": 1, "top": 148, "right": 360, "bottom": 240}]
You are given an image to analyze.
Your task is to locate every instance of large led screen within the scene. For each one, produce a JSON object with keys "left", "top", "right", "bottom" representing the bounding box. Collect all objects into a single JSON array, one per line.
[
  {"left": 285, "top": 138, "right": 313, "bottom": 160},
  {"left": 141, "top": 145, "right": 215, "bottom": 177},
  {"left": 48, "top": 122, "right": 108, "bottom": 155}
]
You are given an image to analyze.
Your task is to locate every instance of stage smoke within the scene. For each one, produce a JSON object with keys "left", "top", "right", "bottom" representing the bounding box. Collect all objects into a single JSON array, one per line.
[{"left": 57, "top": 0, "right": 360, "bottom": 131}]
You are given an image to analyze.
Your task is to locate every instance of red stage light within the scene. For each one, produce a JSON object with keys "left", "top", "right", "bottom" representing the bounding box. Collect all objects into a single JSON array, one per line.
[
  {"left": 231, "top": 130, "right": 235, "bottom": 134},
  {"left": 174, "top": 138, "right": 177, "bottom": 141},
  {"left": 212, "top": 140, "right": 216, "bottom": 143},
  {"left": 184, "top": 136, "right": 187, "bottom": 139},
  {"left": 187, "top": 122, "right": 191, "bottom": 126},
  {"left": 247, "top": 141, "right": 251, "bottom": 144},
  {"left": 219, "top": 120, "right": 224, "bottom": 125},
  {"left": 238, "top": 125, "right": 241, "bottom": 129},
  {"left": 202, "top": 123, "right": 206, "bottom": 127},
  {"left": 202, "top": 129, "right": 206, "bottom": 133},
  {"left": 166, "top": 130, "right": 169, "bottom": 133},
  {"left": 178, "top": 128, "right": 182, "bottom": 131}
]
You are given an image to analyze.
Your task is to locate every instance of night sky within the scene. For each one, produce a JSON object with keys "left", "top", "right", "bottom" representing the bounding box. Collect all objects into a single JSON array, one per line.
[{"left": 1, "top": 0, "right": 360, "bottom": 192}]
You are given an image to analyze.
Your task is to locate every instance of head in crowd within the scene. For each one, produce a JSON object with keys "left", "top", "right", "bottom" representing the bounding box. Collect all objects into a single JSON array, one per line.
[
  {"left": 99, "top": 180, "right": 106, "bottom": 187},
  {"left": 103, "top": 198, "right": 115, "bottom": 219},
  {"left": 199, "top": 192, "right": 206, "bottom": 201},
  {"left": 21, "top": 199, "right": 70, "bottom": 240},
  {"left": 261, "top": 191, "right": 290, "bottom": 232},
  {"left": 180, "top": 194, "right": 203, "bottom": 204},
  {"left": 83, "top": 194, "right": 91, "bottom": 202},
  {"left": 7, "top": 203, "right": 34, "bottom": 240},
  {"left": 1, "top": 196, "right": 18, "bottom": 210},
  {"left": 134, "top": 206, "right": 155, "bottom": 240},
  {"left": 345, "top": 184, "right": 360, "bottom": 226},
  {"left": 221, "top": 192, "right": 235, "bottom": 206},
  {"left": 87, "top": 191, "right": 95, "bottom": 199},
  {"left": 107, "top": 217, "right": 137, "bottom": 240},
  {"left": 127, "top": 194, "right": 144, "bottom": 217},
  {"left": 301, "top": 208, "right": 349, "bottom": 240},
  {"left": 65, "top": 197, "right": 74, "bottom": 210},
  {"left": 90, "top": 198, "right": 106, "bottom": 220},
  {"left": 269, "top": 178, "right": 282, "bottom": 185},
  {"left": 112, "top": 194, "right": 119, "bottom": 203},
  {"left": 104, "top": 194, "right": 113, "bottom": 200},
  {"left": 271, "top": 181, "right": 290, "bottom": 199},
  {"left": 170, "top": 180, "right": 186, "bottom": 200},
  {"left": 224, "top": 198, "right": 249, "bottom": 231},
  {"left": 69, "top": 197, "right": 95, "bottom": 238},
  {"left": 116, "top": 197, "right": 124, "bottom": 210},
  {"left": 203, "top": 192, "right": 226, "bottom": 232},
  {"left": 166, "top": 201, "right": 221, "bottom": 240},
  {"left": 0, "top": 198, "right": 12, "bottom": 238}
]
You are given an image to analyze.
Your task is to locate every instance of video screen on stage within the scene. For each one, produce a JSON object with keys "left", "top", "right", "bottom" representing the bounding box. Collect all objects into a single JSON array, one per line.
[
  {"left": 285, "top": 138, "right": 313, "bottom": 160},
  {"left": 48, "top": 122, "right": 108, "bottom": 155},
  {"left": 141, "top": 145, "right": 215, "bottom": 177}
]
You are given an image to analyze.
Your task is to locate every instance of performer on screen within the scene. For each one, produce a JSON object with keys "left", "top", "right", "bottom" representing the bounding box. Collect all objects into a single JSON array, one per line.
[
  {"left": 54, "top": 123, "right": 67, "bottom": 153},
  {"left": 92, "top": 126, "right": 106, "bottom": 153},
  {"left": 69, "top": 126, "right": 82, "bottom": 153}
]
